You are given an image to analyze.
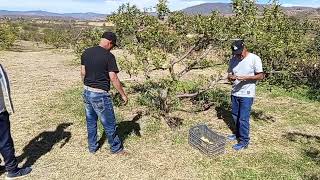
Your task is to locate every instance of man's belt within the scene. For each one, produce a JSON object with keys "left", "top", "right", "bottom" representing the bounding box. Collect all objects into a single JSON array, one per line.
[{"left": 84, "top": 85, "right": 108, "bottom": 93}]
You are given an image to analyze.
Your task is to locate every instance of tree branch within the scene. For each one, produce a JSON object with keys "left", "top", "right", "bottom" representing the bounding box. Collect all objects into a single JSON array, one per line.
[
  {"left": 177, "top": 45, "right": 213, "bottom": 79},
  {"left": 171, "top": 44, "right": 197, "bottom": 66}
]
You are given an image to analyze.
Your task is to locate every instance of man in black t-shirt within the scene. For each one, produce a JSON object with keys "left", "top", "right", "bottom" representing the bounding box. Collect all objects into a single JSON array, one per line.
[{"left": 81, "top": 32, "right": 128, "bottom": 154}]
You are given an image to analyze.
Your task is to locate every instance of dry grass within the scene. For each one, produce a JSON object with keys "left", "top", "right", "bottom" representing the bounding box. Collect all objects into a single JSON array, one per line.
[{"left": 0, "top": 41, "right": 319, "bottom": 180}]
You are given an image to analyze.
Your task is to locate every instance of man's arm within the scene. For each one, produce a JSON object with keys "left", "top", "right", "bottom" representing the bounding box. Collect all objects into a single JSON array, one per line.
[
  {"left": 81, "top": 65, "right": 85, "bottom": 82},
  {"left": 109, "top": 72, "right": 128, "bottom": 104},
  {"left": 236, "top": 72, "right": 264, "bottom": 81}
]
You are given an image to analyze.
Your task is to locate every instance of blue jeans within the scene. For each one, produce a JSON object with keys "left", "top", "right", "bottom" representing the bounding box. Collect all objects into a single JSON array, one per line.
[
  {"left": 0, "top": 111, "right": 18, "bottom": 173},
  {"left": 83, "top": 90, "right": 123, "bottom": 153},
  {"left": 231, "top": 95, "right": 254, "bottom": 145}
]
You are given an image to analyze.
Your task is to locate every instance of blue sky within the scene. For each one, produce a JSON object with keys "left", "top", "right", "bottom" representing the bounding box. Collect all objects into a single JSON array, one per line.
[{"left": 0, "top": 0, "right": 319, "bottom": 14}]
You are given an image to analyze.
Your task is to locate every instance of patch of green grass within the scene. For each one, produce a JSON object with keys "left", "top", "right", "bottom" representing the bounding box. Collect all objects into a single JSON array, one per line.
[
  {"left": 171, "top": 131, "right": 187, "bottom": 145},
  {"left": 192, "top": 150, "right": 315, "bottom": 180},
  {"left": 258, "top": 84, "right": 320, "bottom": 103},
  {"left": 144, "top": 118, "right": 162, "bottom": 134},
  {"left": 60, "top": 85, "right": 84, "bottom": 119}
]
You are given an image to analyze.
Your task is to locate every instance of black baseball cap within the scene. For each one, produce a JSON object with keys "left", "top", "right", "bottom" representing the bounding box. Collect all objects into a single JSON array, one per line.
[
  {"left": 101, "top": 31, "right": 118, "bottom": 47},
  {"left": 231, "top": 40, "right": 244, "bottom": 55}
]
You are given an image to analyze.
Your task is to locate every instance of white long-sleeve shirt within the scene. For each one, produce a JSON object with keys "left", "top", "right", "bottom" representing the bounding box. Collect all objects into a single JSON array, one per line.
[{"left": 0, "top": 64, "right": 14, "bottom": 114}]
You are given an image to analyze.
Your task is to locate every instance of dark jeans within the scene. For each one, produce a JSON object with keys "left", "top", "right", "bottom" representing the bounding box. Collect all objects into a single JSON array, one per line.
[
  {"left": 83, "top": 90, "right": 123, "bottom": 153},
  {"left": 231, "top": 95, "right": 254, "bottom": 145},
  {"left": 0, "top": 111, "right": 18, "bottom": 173}
]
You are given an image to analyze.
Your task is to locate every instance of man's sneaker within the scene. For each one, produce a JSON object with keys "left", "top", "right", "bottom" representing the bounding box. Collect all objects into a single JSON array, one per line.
[
  {"left": 227, "top": 134, "right": 237, "bottom": 141},
  {"left": 232, "top": 143, "right": 248, "bottom": 151},
  {"left": 0, "top": 165, "right": 5, "bottom": 173},
  {"left": 6, "top": 167, "right": 32, "bottom": 180}
]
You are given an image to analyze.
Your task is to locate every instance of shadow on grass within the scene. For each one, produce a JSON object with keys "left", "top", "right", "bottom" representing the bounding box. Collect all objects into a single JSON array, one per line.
[
  {"left": 284, "top": 132, "right": 320, "bottom": 166},
  {"left": 305, "top": 147, "right": 320, "bottom": 165},
  {"left": 215, "top": 105, "right": 237, "bottom": 135},
  {"left": 163, "top": 116, "right": 184, "bottom": 130},
  {"left": 117, "top": 112, "right": 142, "bottom": 142},
  {"left": 98, "top": 112, "right": 142, "bottom": 149},
  {"left": 306, "top": 88, "right": 320, "bottom": 102},
  {"left": 303, "top": 173, "right": 320, "bottom": 180},
  {"left": 251, "top": 110, "right": 275, "bottom": 122},
  {"left": 193, "top": 89, "right": 275, "bottom": 133},
  {"left": 17, "top": 123, "right": 72, "bottom": 168},
  {"left": 284, "top": 132, "right": 320, "bottom": 143}
]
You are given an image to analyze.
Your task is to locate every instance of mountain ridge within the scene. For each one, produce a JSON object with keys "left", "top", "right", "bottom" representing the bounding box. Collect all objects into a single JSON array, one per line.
[{"left": 0, "top": 3, "right": 319, "bottom": 20}]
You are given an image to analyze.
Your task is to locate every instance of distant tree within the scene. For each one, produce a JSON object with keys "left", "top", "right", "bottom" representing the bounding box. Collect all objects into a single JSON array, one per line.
[
  {"left": 0, "top": 23, "right": 17, "bottom": 50},
  {"left": 156, "top": 0, "right": 170, "bottom": 20}
]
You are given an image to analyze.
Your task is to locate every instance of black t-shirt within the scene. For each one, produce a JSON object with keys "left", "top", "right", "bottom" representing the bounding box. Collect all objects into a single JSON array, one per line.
[{"left": 81, "top": 46, "right": 119, "bottom": 91}]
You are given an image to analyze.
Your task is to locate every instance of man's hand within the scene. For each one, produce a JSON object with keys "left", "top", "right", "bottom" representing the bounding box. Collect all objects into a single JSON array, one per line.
[
  {"left": 228, "top": 74, "right": 237, "bottom": 81},
  {"left": 121, "top": 94, "right": 128, "bottom": 105}
]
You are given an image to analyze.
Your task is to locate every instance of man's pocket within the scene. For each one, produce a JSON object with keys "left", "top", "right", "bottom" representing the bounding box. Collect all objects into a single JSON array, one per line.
[{"left": 92, "top": 98, "right": 105, "bottom": 114}]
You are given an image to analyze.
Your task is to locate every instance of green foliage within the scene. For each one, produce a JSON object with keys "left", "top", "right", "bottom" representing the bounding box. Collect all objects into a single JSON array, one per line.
[
  {"left": 155, "top": 0, "right": 170, "bottom": 20},
  {"left": 43, "top": 28, "right": 72, "bottom": 48},
  {"left": 193, "top": 88, "right": 230, "bottom": 109},
  {"left": 10, "top": 20, "right": 112, "bottom": 51},
  {"left": 168, "top": 12, "right": 192, "bottom": 35},
  {"left": 108, "top": 3, "right": 142, "bottom": 45},
  {"left": 108, "top": 0, "right": 320, "bottom": 120},
  {"left": 231, "top": 0, "right": 258, "bottom": 38},
  {"left": 229, "top": 0, "right": 319, "bottom": 88},
  {"left": 20, "top": 30, "right": 44, "bottom": 42},
  {"left": 135, "top": 79, "right": 179, "bottom": 113},
  {"left": 73, "top": 28, "right": 104, "bottom": 58},
  {"left": 117, "top": 50, "right": 140, "bottom": 78},
  {"left": 134, "top": 78, "right": 210, "bottom": 114},
  {"left": 0, "top": 23, "right": 18, "bottom": 50},
  {"left": 109, "top": 3, "right": 214, "bottom": 80},
  {"left": 193, "top": 12, "right": 228, "bottom": 40},
  {"left": 314, "top": 32, "right": 320, "bottom": 56}
]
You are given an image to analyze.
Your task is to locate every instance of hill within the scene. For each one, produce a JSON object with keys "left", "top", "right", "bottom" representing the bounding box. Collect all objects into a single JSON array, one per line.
[
  {"left": 0, "top": 10, "right": 107, "bottom": 20},
  {"left": 181, "top": 3, "right": 319, "bottom": 16}
]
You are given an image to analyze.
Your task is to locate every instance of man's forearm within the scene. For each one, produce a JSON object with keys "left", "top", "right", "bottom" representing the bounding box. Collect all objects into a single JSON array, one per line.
[
  {"left": 247, "top": 73, "right": 264, "bottom": 80},
  {"left": 81, "top": 65, "right": 86, "bottom": 83},
  {"left": 81, "top": 74, "right": 84, "bottom": 82},
  {"left": 237, "top": 73, "right": 264, "bottom": 81},
  {"left": 111, "top": 78, "right": 126, "bottom": 97}
]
